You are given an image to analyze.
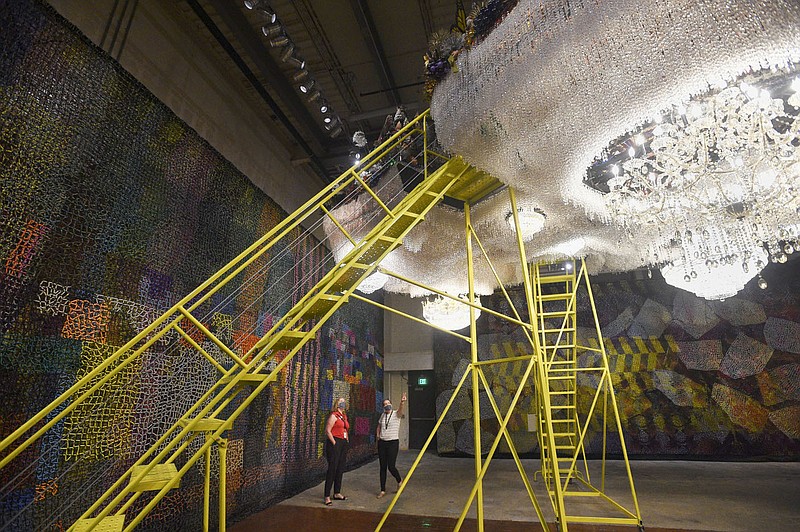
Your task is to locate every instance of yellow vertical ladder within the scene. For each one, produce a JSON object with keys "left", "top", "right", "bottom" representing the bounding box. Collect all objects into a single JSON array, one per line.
[
  {"left": 534, "top": 260, "right": 580, "bottom": 492},
  {"left": 531, "top": 259, "right": 643, "bottom": 531}
]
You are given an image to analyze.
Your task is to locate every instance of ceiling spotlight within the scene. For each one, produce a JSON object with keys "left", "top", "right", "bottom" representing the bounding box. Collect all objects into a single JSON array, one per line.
[
  {"left": 285, "top": 56, "right": 305, "bottom": 69},
  {"left": 329, "top": 125, "right": 343, "bottom": 138},
  {"left": 292, "top": 69, "right": 309, "bottom": 82},
  {"left": 319, "top": 102, "right": 329, "bottom": 113},
  {"left": 323, "top": 116, "right": 332, "bottom": 124},
  {"left": 244, "top": 0, "right": 264, "bottom": 9},
  {"left": 269, "top": 35, "right": 289, "bottom": 48},
  {"left": 280, "top": 44, "right": 295, "bottom": 63},
  {"left": 258, "top": 6, "right": 278, "bottom": 24},
  {"left": 299, "top": 79, "right": 315, "bottom": 93},
  {"left": 261, "top": 23, "right": 282, "bottom": 37},
  {"left": 324, "top": 117, "right": 340, "bottom": 131},
  {"left": 307, "top": 90, "right": 321, "bottom": 103}
]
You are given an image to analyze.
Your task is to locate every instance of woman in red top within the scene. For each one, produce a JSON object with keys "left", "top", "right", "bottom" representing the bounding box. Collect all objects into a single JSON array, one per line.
[{"left": 323, "top": 396, "right": 350, "bottom": 505}]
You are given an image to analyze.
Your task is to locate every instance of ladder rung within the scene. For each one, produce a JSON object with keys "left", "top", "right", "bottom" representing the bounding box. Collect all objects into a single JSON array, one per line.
[
  {"left": 129, "top": 463, "right": 180, "bottom": 492},
  {"left": 536, "top": 274, "right": 575, "bottom": 283},
  {"left": 542, "top": 328, "right": 576, "bottom": 333},
  {"left": 550, "top": 405, "right": 576, "bottom": 409},
  {"left": 179, "top": 417, "right": 233, "bottom": 432},
  {"left": 538, "top": 293, "right": 574, "bottom": 301},
  {"left": 548, "top": 390, "right": 576, "bottom": 395},
  {"left": 540, "top": 311, "right": 572, "bottom": 317},
  {"left": 74, "top": 515, "right": 125, "bottom": 532},
  {"left": 548, "top": 375, "right": 576, "bottom": 381}
]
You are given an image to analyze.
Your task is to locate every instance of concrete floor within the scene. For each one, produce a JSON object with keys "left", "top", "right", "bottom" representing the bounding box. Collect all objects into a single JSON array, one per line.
[{"left": 250, "top": 450, "right": 800, "bottom": 531}]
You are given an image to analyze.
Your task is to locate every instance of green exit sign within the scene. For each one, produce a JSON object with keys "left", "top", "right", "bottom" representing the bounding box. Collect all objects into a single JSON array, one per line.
[{"left": 418, "top": 377, "right": 428, "bottom": 386}]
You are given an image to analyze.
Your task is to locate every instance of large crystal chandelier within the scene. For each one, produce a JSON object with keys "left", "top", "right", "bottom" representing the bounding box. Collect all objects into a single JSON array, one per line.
[
  {"left": 603, "top": 73, "right": 800, "bottom": 299},
  {"left": 422, "top": 295, "right": 481, "bottom": 331}
]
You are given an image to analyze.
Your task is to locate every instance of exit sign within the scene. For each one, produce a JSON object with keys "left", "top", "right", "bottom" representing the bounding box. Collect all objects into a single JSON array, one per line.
[{"left": 417, "top": 377, "right": 428, "bottom": 386}]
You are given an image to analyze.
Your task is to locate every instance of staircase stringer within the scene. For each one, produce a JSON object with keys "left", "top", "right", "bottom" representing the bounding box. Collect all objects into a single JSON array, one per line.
[{"left": 71, "top": 155, "right": 471, "bottom": 532}]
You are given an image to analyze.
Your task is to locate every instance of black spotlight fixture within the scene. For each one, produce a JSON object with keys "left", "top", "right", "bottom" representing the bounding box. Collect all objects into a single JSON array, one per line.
[
  {"left": 319, "top": 101, "right": 329, "bottom": 113},
  {"left": 329, "top": 125, "right": 343, "bottom": 138},
  {"left": 285, "top": 56, "right": 305, "bottom": 69},
  {"left": 261, "top": 23, "right": 282, "bottom": 37},
  {"left": 279, "top": 43, "right": 295, "bottom": 63},
  {"left": 268, "top": 35, "right": 289, "bottom": 48},
  {"left": 306, "top": 90, "right": 322, "bottom": 103},
  {"left": 292, "top": 69, "right": 309, "bottom": 82},
  {"left": 244, "top": 1, "right": 277, "bottom": 23},
  {"left": 299, "top": 79, "right": 315, "bottom": 94}
]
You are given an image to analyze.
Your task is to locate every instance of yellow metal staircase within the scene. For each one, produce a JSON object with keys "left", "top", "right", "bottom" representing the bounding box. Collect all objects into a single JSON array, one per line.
[
  {"left": 0, "top": 110, "right": 492, "bottom": 532},
  {"left": 0, "top": 108, "right": 641, "bottom": 532}
]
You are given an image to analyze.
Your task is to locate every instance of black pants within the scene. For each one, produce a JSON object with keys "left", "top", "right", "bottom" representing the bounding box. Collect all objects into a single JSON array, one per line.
[
  {"left": 377, "top": 439, "right": 401, "bottom": 491},
  {"left": 324, "top": 437, "right": 348, "bottom": 497}
]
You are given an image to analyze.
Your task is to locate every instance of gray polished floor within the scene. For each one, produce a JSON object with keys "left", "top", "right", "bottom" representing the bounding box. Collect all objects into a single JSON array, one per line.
[{"left": 275, "top": 450, "right": 800, "bottom": 531}]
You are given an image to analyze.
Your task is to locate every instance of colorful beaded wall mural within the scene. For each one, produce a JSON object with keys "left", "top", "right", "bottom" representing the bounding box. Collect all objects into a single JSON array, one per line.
[
  {"left": 434, "top": 267, "right": 800, "bottom": 459},
  {"left": 0, "top": 1, "right": 382, "bottom": 529}
]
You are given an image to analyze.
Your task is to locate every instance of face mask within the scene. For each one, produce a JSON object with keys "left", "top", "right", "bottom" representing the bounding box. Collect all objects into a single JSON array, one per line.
[
  {"left": 338, "top": 401, "right": 346, "bottom": 409},
  {"left": 383, "top": 404, "right": 392, "bottom": 413}
]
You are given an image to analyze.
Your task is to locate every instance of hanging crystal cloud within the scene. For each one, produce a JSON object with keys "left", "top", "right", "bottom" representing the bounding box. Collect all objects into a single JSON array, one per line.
[{"left": 428, "top": 0, "right": 800, "bottom": 301}]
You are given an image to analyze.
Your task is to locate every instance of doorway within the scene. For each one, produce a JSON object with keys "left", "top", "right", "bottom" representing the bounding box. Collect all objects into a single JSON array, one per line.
[{"left": 407, "top": 370, "right": 436, "bottom": 450}]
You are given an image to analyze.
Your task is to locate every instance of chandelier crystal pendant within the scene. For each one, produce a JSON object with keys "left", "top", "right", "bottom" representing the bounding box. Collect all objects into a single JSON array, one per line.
[
  {"left": 603, "top": 72, "right": 800, "bottom": 299},
  {"left": 422, "top": 295, "right": 481, "bottom": 331},
  {"left": 506, "top": 207, "right": 546, "bottom": 241}
]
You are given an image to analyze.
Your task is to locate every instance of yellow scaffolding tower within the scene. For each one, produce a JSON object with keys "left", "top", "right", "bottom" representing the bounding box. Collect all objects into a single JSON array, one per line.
[
  {"left": 0, "top": 109, "right": 642, "bottom": 531},
  {"left": 374, "top": 192, "right": 643, "bottom": 531}
]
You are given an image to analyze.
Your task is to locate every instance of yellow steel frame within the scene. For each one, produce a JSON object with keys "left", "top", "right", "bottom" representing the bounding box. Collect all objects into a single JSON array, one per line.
[
  {"left": 0, "top": 106, "right": 642, "bottom": 531},
  {"left": 0, "top": 110, "right": 477, "bottom": 532},
  {"left": 369, "top": 189, "right": 643, "bottom": 531}
]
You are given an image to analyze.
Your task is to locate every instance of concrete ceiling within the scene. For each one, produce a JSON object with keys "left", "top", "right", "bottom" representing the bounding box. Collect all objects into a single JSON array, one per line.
[{"left": 194, "top": 0, "right": 460, "bottom": 181}]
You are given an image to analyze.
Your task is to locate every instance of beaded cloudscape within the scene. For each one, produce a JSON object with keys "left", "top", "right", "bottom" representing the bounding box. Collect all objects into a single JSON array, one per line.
[{"left": 412, "top": 0, "right": 800, "bottom": 301}]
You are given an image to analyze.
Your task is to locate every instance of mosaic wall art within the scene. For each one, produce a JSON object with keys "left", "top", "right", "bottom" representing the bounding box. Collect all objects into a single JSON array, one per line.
[
  {"left": 0, "top": 1, "right": 382, "bottom": 530},
  {"left": 434, "top": 267, "right": 800, "bottom": 459}
]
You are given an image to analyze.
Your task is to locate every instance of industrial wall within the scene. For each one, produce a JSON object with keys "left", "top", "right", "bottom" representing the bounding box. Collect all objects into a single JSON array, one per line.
[
  {"left": 434, "top": 269, "right": 800, "bottom": 459},
  {"left": 0, "top": 2, "right": 382, "bottom": 529}
]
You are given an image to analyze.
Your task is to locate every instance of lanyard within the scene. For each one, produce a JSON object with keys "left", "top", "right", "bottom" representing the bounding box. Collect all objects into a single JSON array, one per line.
[{"left": 384, "top": 411, "right": 393, "bottom": 431}]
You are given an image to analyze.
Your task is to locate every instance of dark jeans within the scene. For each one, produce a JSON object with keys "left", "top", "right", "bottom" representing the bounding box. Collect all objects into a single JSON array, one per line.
[
  {"left": 324, "top": 437, "right": 349, "bottom": 497},
  {"left": 377, "top": 439, "right": 401, "bottom": 491}
]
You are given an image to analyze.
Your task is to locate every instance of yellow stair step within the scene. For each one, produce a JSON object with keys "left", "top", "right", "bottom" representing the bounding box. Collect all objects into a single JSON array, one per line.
[
  {"left": 74, "top": 515, "right": 125, "bottom": 532},
  {"left": 129, "top": 463, "right": 180, "bottom": 492},
  {"left": 272, "top": 330, "right": 308, "bottom": 351},
  {"left": 178, "top": 417, "right": 233, "bottom": 432},
  {"left": 221, "top": 373, "right": 268, "bottom": 384},
  {"left": 299, "top": 293, "right": 342, "bottom": 319}
]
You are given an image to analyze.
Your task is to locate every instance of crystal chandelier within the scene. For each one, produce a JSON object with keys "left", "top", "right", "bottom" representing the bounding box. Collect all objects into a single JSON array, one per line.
[
  {"left": 602, "top": 73, "right": 800, "bottom": 299},
  {"left": 422, "top": 295, "right": 481, "bottom": 331},
  {"left": 506, "top": 207, "right": 546, "bottom": 241}
]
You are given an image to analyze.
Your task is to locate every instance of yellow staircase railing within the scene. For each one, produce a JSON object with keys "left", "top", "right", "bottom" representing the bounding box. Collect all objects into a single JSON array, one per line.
[{"left": 0, "top": 109, "right": 490, "bottom": 531}]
